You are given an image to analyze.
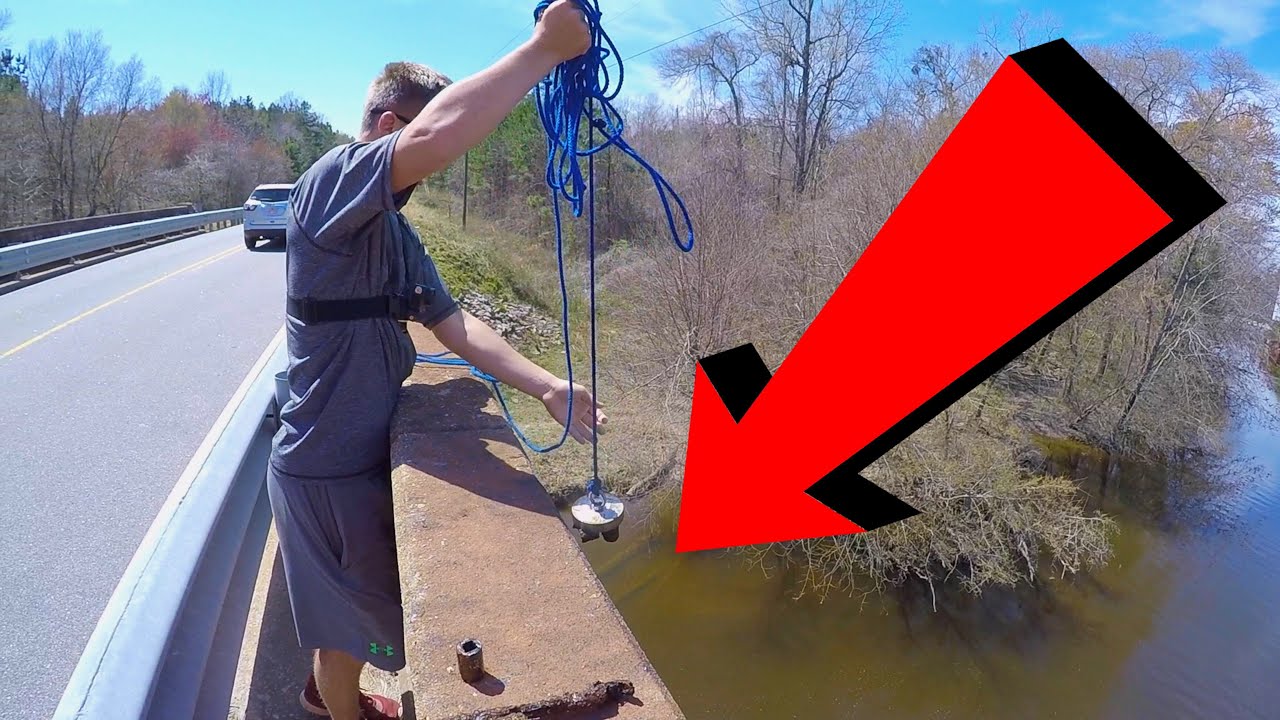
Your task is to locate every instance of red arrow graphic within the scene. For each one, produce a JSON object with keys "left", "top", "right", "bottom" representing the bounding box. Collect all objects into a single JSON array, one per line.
[{"left": 676, "top": 39, "right": 1226, "bottom": 553}]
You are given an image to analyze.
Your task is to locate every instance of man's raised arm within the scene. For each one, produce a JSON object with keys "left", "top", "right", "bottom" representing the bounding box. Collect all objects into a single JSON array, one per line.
[{"left": 390, "top": 0, "right": 589, "bottom": 193}]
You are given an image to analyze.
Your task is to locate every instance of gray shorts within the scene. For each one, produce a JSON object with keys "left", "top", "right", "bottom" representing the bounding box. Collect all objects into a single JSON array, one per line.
[{"left": 266, "top": 462, "right": 406, "bottom": 672}]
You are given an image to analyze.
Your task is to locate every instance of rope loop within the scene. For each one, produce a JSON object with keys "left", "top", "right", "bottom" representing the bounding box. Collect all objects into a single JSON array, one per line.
[{"left": 532, "top": 0, "right": 694, "bottom": 251}]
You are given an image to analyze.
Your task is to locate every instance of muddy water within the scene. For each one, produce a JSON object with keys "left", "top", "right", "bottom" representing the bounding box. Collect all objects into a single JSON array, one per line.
[{"left": 579, "top": 385, "right": 1280, "bottom": 719}]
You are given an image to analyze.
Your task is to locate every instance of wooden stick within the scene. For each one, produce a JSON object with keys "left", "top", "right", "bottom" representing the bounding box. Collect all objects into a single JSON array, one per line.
[{"left": 438, "top": 680, "right": 636, "bottom": 720}]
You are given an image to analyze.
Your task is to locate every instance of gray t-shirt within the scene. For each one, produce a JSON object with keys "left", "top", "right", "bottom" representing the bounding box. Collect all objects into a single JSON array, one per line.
[{"left": 270, "top": 128, "right": 459, "bottom": 479}]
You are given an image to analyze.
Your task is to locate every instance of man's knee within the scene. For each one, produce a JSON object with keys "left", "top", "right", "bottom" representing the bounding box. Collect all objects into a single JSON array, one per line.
[{"left": 316, "top": 648, "right": 364, "bottom": 672}]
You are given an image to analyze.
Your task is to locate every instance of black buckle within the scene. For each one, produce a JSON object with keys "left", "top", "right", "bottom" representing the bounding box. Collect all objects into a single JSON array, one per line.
[
  {"left": 401, "top": 285, "right": 438, "bottom": 322},
  {"left": 388, "top": 295, "right": 412, "bottom": 319}
]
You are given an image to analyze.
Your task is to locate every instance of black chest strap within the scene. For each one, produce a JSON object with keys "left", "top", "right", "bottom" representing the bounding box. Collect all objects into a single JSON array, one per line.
[{"left": 287, "top": 295, "right": 408, "bottom": 324}]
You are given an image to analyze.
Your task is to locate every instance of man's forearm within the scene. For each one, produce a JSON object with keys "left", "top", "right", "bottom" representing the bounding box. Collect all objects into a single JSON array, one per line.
[
  {"left": 431, "top": 310, "right": 559, "bottom": 399},
  {"left": 391, "top": 41, "right": 560, "bottom": 191}
]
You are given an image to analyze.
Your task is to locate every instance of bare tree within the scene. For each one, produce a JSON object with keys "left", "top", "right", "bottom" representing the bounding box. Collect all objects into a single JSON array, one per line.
[
  {"left": 83, "top": 55, "right": 157, "bottom": 214},
  {"left": 658, "top": 29, "right": 760, "bottom": 155},
  {"left": 907, "top": 42, "right": 995, "bottom": 122},
  {"left": 1018, "top": 43, "right": 1280, "bottom": 453},
  {"left": 199, "top": 70, "right": 231, "bottom": 107},
  {"left": 741, "top": 0, "right": 902, "bottom": 195},
  {"left": 23, "top": 31, "right": 160, "bottom": 218},
  {"left": 617, "top": 29, "right": 1277, "bottom": 595},
  {"left": 978, "top": 9, "right": 1062, "bottom": 56},
  {"left": 25, "top": 30, "right": 113, "bottom": 218}
]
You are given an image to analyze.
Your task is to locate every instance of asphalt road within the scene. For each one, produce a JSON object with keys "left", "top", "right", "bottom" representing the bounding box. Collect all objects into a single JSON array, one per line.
[{"left": 0, "top": 230, "right": 286, "bottom": 715}]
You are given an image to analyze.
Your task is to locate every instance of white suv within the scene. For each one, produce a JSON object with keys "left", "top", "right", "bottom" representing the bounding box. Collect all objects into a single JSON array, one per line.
[{"left": 243, "top": 183, "right": 294, "bottom": 250}]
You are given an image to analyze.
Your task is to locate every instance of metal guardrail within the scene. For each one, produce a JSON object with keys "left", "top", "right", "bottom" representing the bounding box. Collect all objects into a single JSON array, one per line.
[
  {"left": 0, "top": 205, "right": 197, "bottom": 247},
  {"left": 0, "top": 208, "right": 243, "bottom": 278},
  {"left": 53, "top": 328, "right": 287, "bottom": 720}
]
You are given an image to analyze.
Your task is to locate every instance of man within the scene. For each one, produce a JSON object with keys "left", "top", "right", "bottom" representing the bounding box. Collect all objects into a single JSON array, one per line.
[{"left": 268, "top": 4, "right": 601, "bottom": 719}]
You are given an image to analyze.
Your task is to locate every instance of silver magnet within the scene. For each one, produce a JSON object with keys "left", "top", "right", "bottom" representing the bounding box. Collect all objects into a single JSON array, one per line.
[{"left": 570, "top": 489, "right": 624, "bottom": 543}]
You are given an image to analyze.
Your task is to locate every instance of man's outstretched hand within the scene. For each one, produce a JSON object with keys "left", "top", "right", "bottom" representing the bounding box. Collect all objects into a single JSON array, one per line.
[
  {"left": 533, "top": 0, "right": 592, "bottom": 64},
  {"left": 541, "top": 378, "right": 608, "bottom": 445}
]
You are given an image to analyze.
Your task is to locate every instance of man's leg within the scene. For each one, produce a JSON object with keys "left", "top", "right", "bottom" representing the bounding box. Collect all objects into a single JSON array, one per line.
[
  {"left": 270, "top": 464, "right": 404, "bottom": 719},
  {"left": 314, "top": 648, "right": 365, "bottom": 720}
]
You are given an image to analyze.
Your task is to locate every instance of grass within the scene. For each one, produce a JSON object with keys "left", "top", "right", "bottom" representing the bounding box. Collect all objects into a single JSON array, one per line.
[{"left": 404, "top": 199, "right": 524, "bottom": 304}]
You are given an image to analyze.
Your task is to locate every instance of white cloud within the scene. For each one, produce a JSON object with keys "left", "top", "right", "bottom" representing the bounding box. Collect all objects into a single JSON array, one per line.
[{"left": 1152, "top": 0, "right": 1279, "bottom": 46}]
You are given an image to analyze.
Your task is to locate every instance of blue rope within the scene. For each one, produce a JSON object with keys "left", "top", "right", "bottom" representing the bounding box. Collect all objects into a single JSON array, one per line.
[
  {"left": 586, "top": 101, "right": 602, "bottom": 501},
  {"left": 420, "top": 0, "right": 696, "bottom": 496},
  {"left": 532, "top": 0, "right": 695, "bottom": 252}
]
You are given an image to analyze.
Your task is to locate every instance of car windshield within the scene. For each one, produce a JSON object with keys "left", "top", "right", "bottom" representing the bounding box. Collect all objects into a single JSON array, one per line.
[{"left": 250, "top": 188, "right": 291, "bottom": 203}]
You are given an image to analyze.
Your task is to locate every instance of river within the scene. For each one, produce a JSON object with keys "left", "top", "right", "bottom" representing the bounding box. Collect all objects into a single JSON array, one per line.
[{"left": 578, "top": 378, "right": 1280, "bottom": 719}]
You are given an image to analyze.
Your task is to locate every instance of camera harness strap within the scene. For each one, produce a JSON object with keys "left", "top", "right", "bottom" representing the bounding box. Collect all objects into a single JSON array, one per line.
[{"left": 286, "top": 288, "right": 430, "bottom": 325}]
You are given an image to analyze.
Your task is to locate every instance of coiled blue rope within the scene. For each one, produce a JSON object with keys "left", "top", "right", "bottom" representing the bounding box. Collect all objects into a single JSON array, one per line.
[
  {"left": 420, "top": 0, "right": 696, "bottom": 500},
  {"left": 532, "top": 0, "right": 695, "bottom": 252}
]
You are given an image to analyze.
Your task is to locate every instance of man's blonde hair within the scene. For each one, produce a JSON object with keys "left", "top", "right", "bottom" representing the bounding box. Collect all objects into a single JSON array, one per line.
[{"left": 361, "top": 62, "right": 452, "bottom": 134}]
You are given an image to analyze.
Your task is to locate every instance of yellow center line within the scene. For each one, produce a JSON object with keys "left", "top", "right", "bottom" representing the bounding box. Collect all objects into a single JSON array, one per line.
[{"left": 2, "top": 245, "right": 243, "bottom": 359}]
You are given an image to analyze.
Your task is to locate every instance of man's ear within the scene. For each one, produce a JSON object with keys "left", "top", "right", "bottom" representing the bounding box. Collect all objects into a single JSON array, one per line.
[{"left": 377, "top": 111, "right": 396, "bottom": 135}]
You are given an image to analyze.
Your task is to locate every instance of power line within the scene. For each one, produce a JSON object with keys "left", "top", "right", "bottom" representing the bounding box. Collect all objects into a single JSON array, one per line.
[
  {"left": 489, "top": 0, "right": 772, "bottom": 67},
  {"left": 488, "top": 21, "right": 534, "bottom": 64},
  {"left": 623, "top": 0, "right": 784, "bottom": 61},
  {"left": 609, "top": 0, "right": 649, "bottom": 23}
]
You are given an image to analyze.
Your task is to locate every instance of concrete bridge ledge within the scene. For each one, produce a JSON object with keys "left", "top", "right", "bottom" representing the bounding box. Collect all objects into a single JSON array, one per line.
[{"left": 388, "top": 326, "right": 685, "bottom": 720}]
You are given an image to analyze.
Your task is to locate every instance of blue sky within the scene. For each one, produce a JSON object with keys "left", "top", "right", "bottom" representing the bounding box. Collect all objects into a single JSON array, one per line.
[{"left": 4, "top": 0, "right": 1279, "bottom": 137}]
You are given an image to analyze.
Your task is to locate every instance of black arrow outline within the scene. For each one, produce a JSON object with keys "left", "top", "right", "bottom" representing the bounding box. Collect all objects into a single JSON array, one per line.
[{"left": 695, "top": 38, "right": 1226, "bottom": 532}]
